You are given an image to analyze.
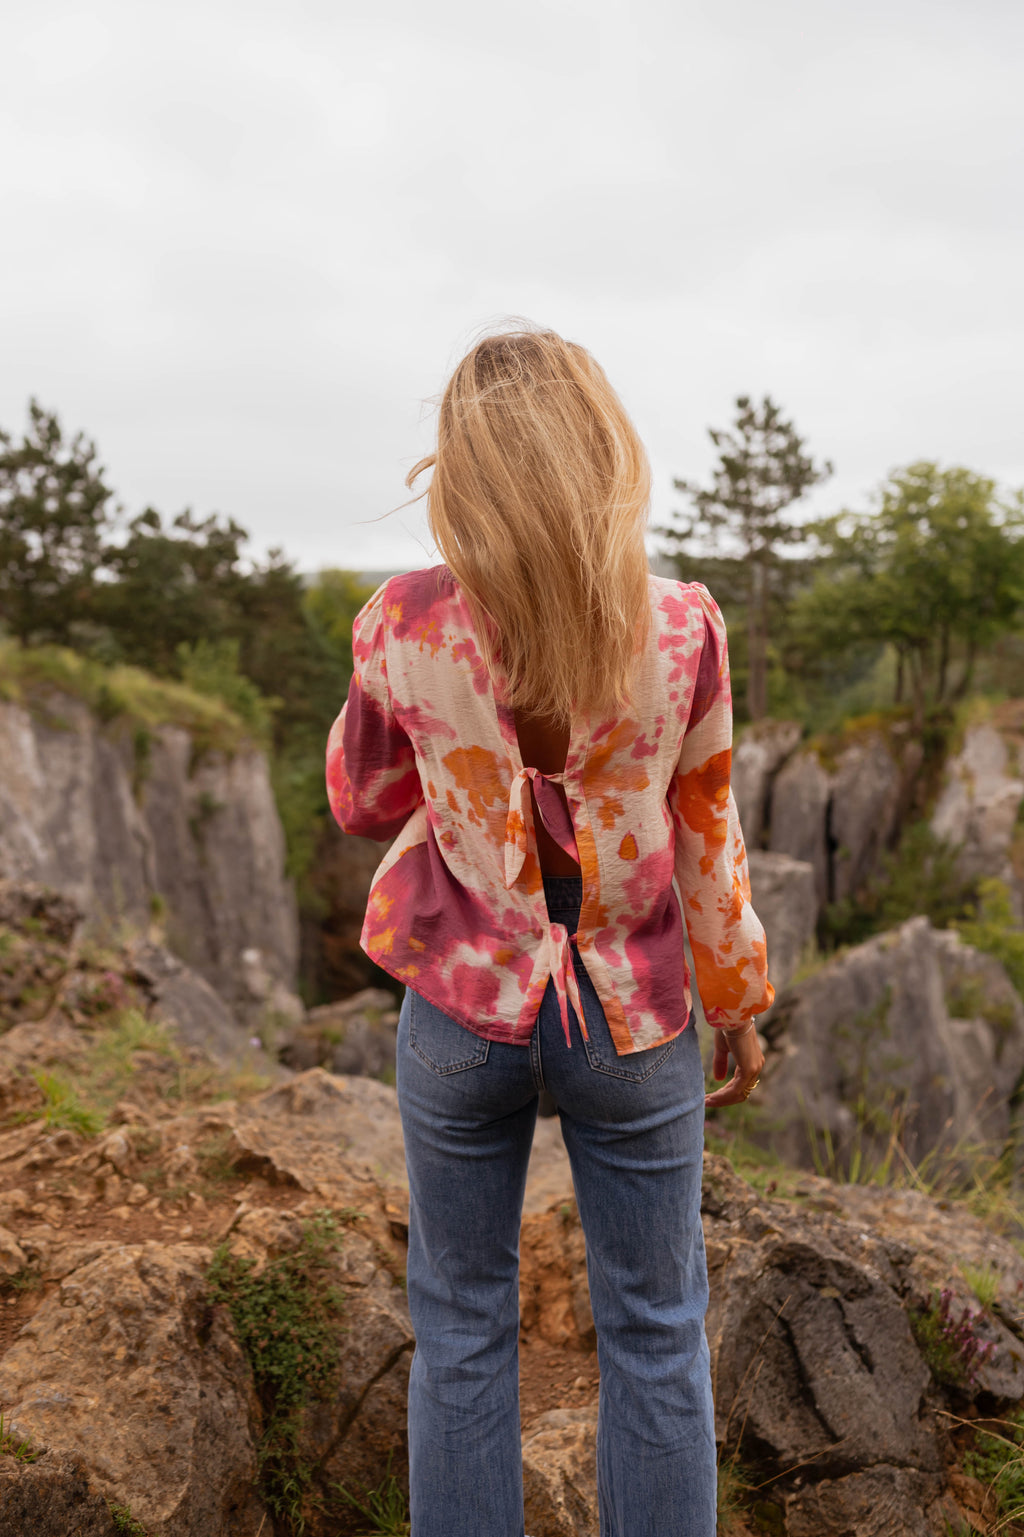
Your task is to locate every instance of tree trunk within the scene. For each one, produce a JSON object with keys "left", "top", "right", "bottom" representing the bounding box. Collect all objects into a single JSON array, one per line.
[
  {"left": 895, "top": 646, "right": 904, "bottom": 705},
  {"left": 938, "top": 625, "right": 950, "bottom": 701},
  {"left": 953, "top": 636, "right": 977, "bottom": 700},
  {"left": 910, "top": 648, "right": 926, "bottom": 732}
]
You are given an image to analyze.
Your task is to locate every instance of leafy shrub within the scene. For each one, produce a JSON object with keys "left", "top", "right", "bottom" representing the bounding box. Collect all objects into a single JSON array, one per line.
[
  {"left": 175, "top": 637, "right": 275, "bottom": 744},
  {"left": 911, "top": 1287, "right": 996, "bottom": 1390},
  {"left": 206, "top": 1209, "right": 347, "bottom": 1531},
  {"left": 109, "top": 1505, "right": 151, "bottom": 1536},
  {"left": 822, "top": 822, "right": 976, "bottom": 949},
  {"left": 957, "top": 879, "right": 1024, "bottom": 1001}
]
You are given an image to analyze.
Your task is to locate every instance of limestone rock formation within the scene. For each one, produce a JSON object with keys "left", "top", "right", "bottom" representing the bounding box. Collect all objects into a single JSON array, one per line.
[
  {"left": 829, "top": 730, "right": 909, "bottom": 904},
  {"left": 746, "top": 851, "right": 817, "bottom": 997},
  {"left": 768, "top": 750, "right": 833, "bottom": 905},
  {"left": 932, "top": 716, "right": 1024, "bottom": 913},
  {"left": 756, "top": 915, "right": 1024, "bottom": 1171},
  {"left": 0, "top": 695, "right": 299, "bottom": 1016},
  {"left": 732, "top": 719, "right": 802, "bottom": 848}
]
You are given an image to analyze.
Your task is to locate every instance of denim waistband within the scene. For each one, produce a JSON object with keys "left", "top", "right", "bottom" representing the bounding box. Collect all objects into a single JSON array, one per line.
[{"left": 542, "top": 874, "right": 583, "bottom": 926}]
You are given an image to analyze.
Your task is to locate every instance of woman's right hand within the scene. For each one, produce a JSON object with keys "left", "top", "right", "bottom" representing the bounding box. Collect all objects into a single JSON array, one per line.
[{"left": 705, "top": 1019, "right": 764, "bottom": 1110}]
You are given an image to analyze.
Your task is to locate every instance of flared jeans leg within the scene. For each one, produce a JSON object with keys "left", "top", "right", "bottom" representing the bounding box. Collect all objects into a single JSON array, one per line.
[{"left": 397, "top": 989, "right": 538, "bottom": 1537}]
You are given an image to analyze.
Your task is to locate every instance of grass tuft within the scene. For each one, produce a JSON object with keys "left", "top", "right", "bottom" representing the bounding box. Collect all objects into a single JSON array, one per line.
[{"left": 0, "top": 1412, "right": 41, "bottom": 1463}]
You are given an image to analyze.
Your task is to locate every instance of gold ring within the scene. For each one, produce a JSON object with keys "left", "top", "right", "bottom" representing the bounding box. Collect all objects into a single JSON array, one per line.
[{"left": 741, "top": 1077, "right": 761, "bottom": 1100}]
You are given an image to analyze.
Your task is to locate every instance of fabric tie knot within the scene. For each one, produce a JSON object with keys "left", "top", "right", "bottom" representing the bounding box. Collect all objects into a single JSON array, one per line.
[
  {"left": 503, "top": 765, "right": 579, "bottom": 889},
  {"left": 544, "top": 921, "right": 587, "bottom": 1049}
]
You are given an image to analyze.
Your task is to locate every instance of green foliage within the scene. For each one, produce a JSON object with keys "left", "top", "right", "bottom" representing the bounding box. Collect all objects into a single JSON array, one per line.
[
  {"left": 29, "top": 1069, "right": 105, "bottom": 1136},
  {"left": 961, "top": 1261, "right": 1001, "bottom": 1310},
  {"left": 0, "top": 641, "right": 253, "bottom": 756},
  {"left": 660, "top": 394, "right": 832, "bottom": 721},
  {"left": 822, "top": 822, "right": 976, "bottom": 949},
  {"left": 790, "top": 464, "right": 1024, "bottom": 721},
  {"left": 0, "top": 1411, "right": 41, "bottom": 1463},
  {"left": 957, "top": 880, "right": 1024, "bottom": 1001},
  {"left": 963, "top": 1411, "right": 1024, "bottom": 1526},
  {"left": 176, "top": 637, "right": 275, "bottom": 743},
  {"left": 206, "top": 1209, "right": 347, "bottom": 1530},
  {"left": 910, "top": 1287, "right": 996, "bottom": 1390},
  {"left": 0, "top": 401, "right": 116, "bottom": 646},
  {"left": 332, "top": 1462, "right": 411, "bottom": 1535},
  {"left": 108, "top": 1504, "right": 151, "bottom": 1536}
]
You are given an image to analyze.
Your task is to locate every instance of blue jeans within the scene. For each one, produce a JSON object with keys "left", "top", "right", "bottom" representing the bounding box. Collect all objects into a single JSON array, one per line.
[{"left": 396, "top": 876, "right": 716, "bottom": 1537}]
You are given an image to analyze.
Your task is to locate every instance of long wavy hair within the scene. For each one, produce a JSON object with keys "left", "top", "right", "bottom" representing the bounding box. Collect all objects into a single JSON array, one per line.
[{"left": 407, "top": 325, "right": 652, "bottom": 726}]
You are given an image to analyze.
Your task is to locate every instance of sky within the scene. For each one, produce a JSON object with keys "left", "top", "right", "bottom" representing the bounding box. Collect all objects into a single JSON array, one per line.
[{"left": 2, "top": 0, "right": 1022, "bottom": 576}]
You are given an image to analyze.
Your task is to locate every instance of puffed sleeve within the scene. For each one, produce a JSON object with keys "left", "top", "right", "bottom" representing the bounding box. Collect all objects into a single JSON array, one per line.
[
  {"left": 325, "top": 582, "right": 423, "bottom": 841},
  {"left": 667, "top": 584, "right": 774, "bottom": 1027}
]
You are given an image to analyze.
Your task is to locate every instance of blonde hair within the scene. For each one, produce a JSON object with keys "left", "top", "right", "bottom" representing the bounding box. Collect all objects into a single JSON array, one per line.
[{"left": 407, "top": 326, "right": 652, "bottom": 726}]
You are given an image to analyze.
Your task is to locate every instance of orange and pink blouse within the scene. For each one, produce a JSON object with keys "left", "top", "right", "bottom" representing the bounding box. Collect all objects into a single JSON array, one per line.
[{"left": 326, "top": 566, "right": 773, "bottom": 1056}]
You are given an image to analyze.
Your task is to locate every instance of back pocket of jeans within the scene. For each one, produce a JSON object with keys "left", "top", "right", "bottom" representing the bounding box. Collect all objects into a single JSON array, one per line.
[
  {"left": 409, "top": 992, "right": 491, "bottom": 1075},
  {"left": 582, "top": 1017, "right": 677, "bottom": 1082}
]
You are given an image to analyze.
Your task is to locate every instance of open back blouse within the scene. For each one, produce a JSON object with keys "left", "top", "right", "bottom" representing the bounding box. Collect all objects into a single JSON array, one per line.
[{"left": 326, "top": 565, "right": 773, "bottom": 1055}]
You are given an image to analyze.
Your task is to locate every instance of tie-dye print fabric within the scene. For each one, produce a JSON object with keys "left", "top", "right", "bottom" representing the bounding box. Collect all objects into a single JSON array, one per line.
[{"left": 326, "top": 566, "right": 773, "bottom": 1055}]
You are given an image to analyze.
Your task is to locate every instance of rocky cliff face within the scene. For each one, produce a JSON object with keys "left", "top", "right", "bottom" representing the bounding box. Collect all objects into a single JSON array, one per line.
[
  {"left": 0, "top": 694, "right": 299, "bottom": 1017},
  {"left": 736, "top": 710, "right": 1024, "bottom": 921}
]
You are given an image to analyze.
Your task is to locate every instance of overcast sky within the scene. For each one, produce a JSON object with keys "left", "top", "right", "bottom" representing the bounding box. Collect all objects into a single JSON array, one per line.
[{"left": 3, "top": 0, "right": 1022, "bottom": 576}]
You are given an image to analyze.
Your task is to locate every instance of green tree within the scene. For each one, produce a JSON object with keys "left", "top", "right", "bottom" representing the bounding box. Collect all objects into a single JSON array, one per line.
[
  {"left": 97, "top": 507, "right": 251, "bottom": 674},
  {"left": 0, "top": 401, "right": 116, "bottom": 644},
  {"left": 661, "top": 395, "right": 832, "bottom": 721},
  {"left": 790, "top": 464, "right": 1024, "bottom": 722}
]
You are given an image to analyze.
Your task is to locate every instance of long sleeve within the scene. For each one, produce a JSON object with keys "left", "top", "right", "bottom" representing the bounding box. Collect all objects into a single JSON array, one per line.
[
  {"left": 325, "top": 583, "right": 424, "bottom": 841},
  {"left": 668, "top": 585, "right": 774, "bottom": 1027}
]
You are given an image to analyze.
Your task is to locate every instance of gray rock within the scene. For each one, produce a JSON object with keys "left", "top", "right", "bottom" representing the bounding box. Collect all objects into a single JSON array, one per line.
[
  {"left": 281, "top": 987, "right": 399, "bottom": 1077},
  {"left": 0, "top": 695, "right": 298, "bottom": 1019},
  {"left": 830, "top": 732, "right": 904, "bottom": 904},
  {"left": 932, "top": 722, "right": 1024, "bottom": 912},
  {"left": 732, "top": 720, "right": 803, "bottom": 848},
  {"left": 756, "top": 916, "right": 1024, "bottom": 1171},
  {"left": 783, "top": 1467, "right": 952, "bottom": 1537},
  {"left": 747, "top": 851, "right": 817, "bottom": 996},
  {"left": 0, "top": 1447, "right": 119, "bottom": 1537},
  {"left": 125, "top": 938, "right": 285, "bottom": 1076},
  {"left": 768, "top": 750, "right": 833, "bottom": 906}
]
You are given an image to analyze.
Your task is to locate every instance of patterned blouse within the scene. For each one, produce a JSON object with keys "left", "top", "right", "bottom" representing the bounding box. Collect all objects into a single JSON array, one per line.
[{"left": 326, "top": 565, "right": 773, "bottom": 1055}]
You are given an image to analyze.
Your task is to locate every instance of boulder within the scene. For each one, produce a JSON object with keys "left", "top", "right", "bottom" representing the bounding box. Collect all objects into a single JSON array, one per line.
[
  {"left": 522, "top": 1408, "right": 599, "bottom": 1537},
  {"left": 280, "top": 987, "right": 399, "bottom": 1077},
  {"left": 125, "top": 938, "right": 286, "bottom": 1072},
  {"left": 0, "top": 1448, "right": 119, "bottom": 1536},
  {"left": 932, "top": 719, "right": 1024, "bottom": 912},
  {"left": 732, "top": 720, "right": 802, "bottom": 848},
  {"left": 0, "top": 1242, "right": 267, "bottom": 1537},
  {"left": 830, "top": 732, "right": 905, "bottom": 904},
  {"left": 516, "top": 1151, "right": 1024, "bottom": 1535},
  {"left": 747, "top": 851, "right": 817, "bottom": 996},
  {"left": 768, "top": 751, "right": 833, "bottom": 906},
  {"left": 754, "top": 916, "right": 1024, "bottom": 1172}
]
